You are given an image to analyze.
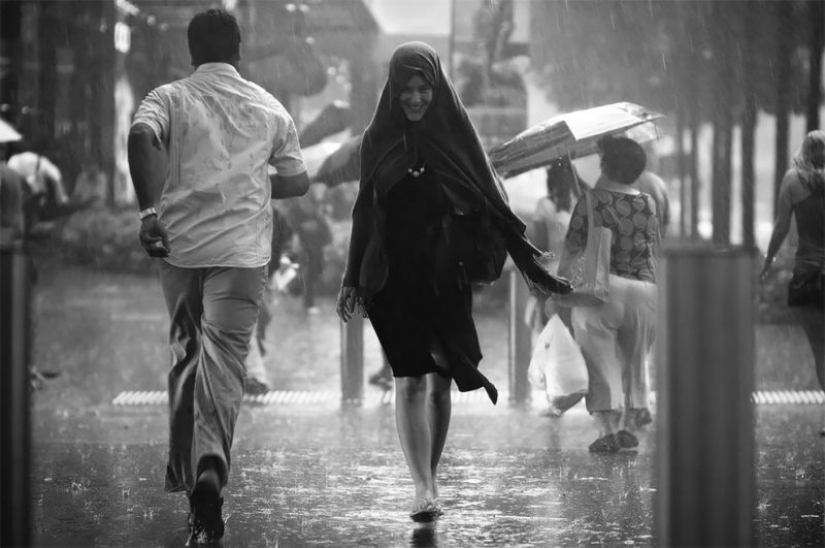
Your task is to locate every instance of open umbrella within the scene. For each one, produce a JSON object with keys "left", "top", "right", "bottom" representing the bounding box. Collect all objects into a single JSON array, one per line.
[
  {"left": 488, "top": 102, "right": 664, "bottom": 179},
  {"left": 0, "top": 118, "right": 23, "bottom": 143},
  {"left": 311, "top": 134, "right": 361, "bottom": 187}
]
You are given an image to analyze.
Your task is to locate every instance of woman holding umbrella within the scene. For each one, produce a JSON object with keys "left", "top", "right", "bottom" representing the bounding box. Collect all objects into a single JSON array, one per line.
[
  {"left": 559, "top": 135, "right": 660, "bottom": 453},
  {"left": 336, "top": 42, "right": 571, "bottom": 521}
]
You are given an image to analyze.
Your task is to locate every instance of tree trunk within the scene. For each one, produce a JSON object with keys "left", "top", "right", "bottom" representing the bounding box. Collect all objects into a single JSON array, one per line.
[
  {"left": 689, "top": 115, "right": 700, "bottom": 240},
  {"left": 807, "top": 0, "right": 824, "bottom": 132},
  {"left": 711, "top": 4, "right": 733, "bottom": 246},
  {"left": 773, "top": 1, "right": 793, "bottom": 212},
  {"left": 676, "top": 104, "right": 687, "bottom": 238},
  {"left": 38, "top": 2, "right": 59, "bottom": 144},
  {"left": 741, "top": 6, "right": 758, "bottom": 250},
  {"left": 711, "top": 120, "right": 732, "bottom": 246}
]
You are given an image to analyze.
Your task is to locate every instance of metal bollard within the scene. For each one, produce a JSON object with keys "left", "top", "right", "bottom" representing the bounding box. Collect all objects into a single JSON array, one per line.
[
  {"left": 340, "top": 314, "right": 364, "bottom": 405},
  {"left": 655, "top": 245, "right": 755, "bottom": 547},
  {"left": 508, "top": 269, "right": 532, "bottom": 405},
  {"left": 0, "top": 249, "right": 32, "bottom": 547}
]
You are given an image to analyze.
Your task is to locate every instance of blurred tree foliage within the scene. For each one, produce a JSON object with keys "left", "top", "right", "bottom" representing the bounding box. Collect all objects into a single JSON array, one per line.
[
  {"left": 531, "top": 0, "right": 821, "bottom": 245},
  {"left": 457, "top": 0, "right": 527, "bottom": 108}
]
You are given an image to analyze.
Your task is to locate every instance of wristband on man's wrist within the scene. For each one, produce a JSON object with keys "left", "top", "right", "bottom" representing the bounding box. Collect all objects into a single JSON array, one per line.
[{"left": 139, "top": 207, "right": 157, "bottom": 220}]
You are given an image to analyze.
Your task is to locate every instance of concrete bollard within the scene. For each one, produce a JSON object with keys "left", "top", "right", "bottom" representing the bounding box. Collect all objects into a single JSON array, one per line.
[
  {"left": 340, "top": 314, "right": 364, "bottom": 405},
  {"left": 508, "top": 268, "right": 532, "bottom": 405},
  {"left": 655, "top": 245, "right": 755, "bottom": 547},
  {"left": 0, "top": 249, "right": 32, "bottom": 547}
]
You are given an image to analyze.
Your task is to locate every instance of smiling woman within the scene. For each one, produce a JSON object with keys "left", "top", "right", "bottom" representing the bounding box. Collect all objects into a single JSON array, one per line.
[
  {"left": 335, "top": 40, "right": 571, "bottom": 524},
  {"left": 398, "top": 75, "right": 433, "bottom": 122}
]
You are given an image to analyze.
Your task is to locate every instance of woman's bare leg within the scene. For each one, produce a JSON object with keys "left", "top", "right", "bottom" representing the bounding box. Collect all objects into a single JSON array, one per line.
[
  {"left": 395, "top": 376, "right": 435, "bottom": 506},
  {"left": 427, "top": 372, "right": 452, "bottom": 498}
]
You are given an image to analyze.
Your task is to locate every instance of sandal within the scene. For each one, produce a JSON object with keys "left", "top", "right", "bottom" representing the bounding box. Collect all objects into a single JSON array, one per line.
[
  {"left": 588, "top": 433, "right": 619, "bottom": 453},
  {"left": 410, "top": 499, "right": 440, "bottom": 522},
  {"left": 616, "top": 429, "right": 639, "bottom": 449}
]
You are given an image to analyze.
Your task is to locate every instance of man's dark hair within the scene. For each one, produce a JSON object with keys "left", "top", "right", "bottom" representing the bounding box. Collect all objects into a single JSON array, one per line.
[
  {"left": 598, "top": 135, "right": 647, "bottom": 185},
  {"left": 187, "top": 9, "right": 241, "bottom": 67}
]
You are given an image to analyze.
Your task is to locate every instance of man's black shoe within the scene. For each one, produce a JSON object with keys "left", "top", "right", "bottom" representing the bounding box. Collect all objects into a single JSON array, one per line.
[{"left": 187, "top": 469, "right": 224, "bottom": 545}]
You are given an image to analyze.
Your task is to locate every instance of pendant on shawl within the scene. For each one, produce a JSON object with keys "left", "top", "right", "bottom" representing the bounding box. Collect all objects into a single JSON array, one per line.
[{"left": 407, "top": 164, "right": 426, "bottom": 178}]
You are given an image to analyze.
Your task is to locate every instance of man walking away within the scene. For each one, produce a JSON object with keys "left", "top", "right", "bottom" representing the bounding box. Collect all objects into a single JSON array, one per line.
[{"left": 127, "top": 9, "right": 308, "bottom": 545}]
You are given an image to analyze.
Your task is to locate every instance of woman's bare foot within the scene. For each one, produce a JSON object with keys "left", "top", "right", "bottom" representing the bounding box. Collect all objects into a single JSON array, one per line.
[{"left": 410, "top": 497, "right": 441, "bottom": 522}]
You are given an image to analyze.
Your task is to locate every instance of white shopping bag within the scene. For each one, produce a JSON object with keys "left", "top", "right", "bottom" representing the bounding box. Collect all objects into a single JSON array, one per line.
[{"left": 528, "top": 314, "right": 588, "bottom": 410}]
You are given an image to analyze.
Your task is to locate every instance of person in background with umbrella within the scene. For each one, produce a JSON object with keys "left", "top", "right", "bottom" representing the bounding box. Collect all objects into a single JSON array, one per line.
[
  {"left": 336, "top": 41, "right": 571, "bottom": 521},
  {"left": 529, "top": 156, "right": 584, "bottom": 416},
  {"left": 761, "top": 130, "right": 824, "bottom": 436},
  {"left": 531, "top": 156, "right": 584, "bottom": 331},
  {"left": 286, "top": 183, "right": 332, "bottom": 313},
  {"left": 559, "top": 135, "right": 660, "bottom": 453}
]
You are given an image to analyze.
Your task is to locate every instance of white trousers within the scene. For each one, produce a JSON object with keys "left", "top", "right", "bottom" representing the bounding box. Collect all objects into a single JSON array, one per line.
[{"left": 571, "top": 274, "right": 657, "bottom": 413}]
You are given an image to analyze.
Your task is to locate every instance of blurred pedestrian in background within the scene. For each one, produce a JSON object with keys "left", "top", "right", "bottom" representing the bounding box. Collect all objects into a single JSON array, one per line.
[
  {"left": 367, "top": 353, "right": 394, "bottom": 391},
  {"left": 559, "top": 135, "right": 660, "bottom": 453},
  {"left": 7, "top": 149, "right": 71, "bottom": 232},
  {"left": 630, "top": 163, "right": 669, "bottom": 395},
  {"left": 530, "top": 156, "right": 583, "bottom": 332},
  {"left": 71, "top": 159, "right": 108, "bottom": 210},
  {"left": 127, "top": 9, "right": 308, "bottom": 545},
  {"left": 286, "top": 183, "right": 331, "bottom": 313},
  {"left": 337, "top": 41, "right": 570, "bottom": 522},
  {"left": 529, "top": 157, "right": 584, "bottom": 416},
  {"left": 761, "top": 130, "right": 824, "bottom": 410},
  {"left": 245, "top": 204, "right": 296, "bottom": 395},
  {"left": 0, "top": 143, "right": 29, "bottom": 250}
]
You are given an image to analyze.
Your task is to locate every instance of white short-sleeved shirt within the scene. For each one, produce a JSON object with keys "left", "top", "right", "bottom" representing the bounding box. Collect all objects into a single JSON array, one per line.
[{"left": 131, "top": 63, "right": 306, "bottom": 268}]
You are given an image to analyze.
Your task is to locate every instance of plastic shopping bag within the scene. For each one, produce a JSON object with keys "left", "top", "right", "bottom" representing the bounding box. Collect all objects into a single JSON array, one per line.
[{"left": 527, "top": 314, "right": 588, "bottom": 414}]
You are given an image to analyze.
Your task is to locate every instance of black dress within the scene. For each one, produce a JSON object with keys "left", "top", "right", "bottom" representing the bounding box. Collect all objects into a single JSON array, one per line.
[{"left": 365, "top": 166, "right": 490, "bottom": 393}]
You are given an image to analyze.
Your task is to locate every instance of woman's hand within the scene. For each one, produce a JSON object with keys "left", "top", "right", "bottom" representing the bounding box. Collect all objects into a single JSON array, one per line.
[
  {"left": 336, "top": 285, "right": 362, "bottom": 322},
  {"left": 759, "top": 256, "right": 774, "bottom": 284}
]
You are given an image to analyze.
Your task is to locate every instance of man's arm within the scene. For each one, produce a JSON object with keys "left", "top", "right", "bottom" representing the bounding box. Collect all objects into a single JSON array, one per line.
[
  {"left": 270, "top": 171, "right": 310, "bottom": 199},
  {"left": 128, "top": 122, "right": 170, "bottom": 257},
  {"left": 127, "top": 123, "right": 165, "bottom": 210}
]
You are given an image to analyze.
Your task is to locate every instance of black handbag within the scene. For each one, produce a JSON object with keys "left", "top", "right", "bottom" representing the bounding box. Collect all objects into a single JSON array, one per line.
[{"left": 445, "top": 206, "right": 507, "bottom": 285}]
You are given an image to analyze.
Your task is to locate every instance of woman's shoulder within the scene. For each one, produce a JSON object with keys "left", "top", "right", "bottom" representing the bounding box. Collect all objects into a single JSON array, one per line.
[{"left": 780, "top": 168, "right": 812, "bottom": 199}]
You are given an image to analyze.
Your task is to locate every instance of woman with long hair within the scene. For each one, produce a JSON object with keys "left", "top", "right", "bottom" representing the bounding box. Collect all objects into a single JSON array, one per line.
[
  {"left": 761, "top": 130, "right": 824, "bottom": 413},
  {"left": 336, "top": 42, "right": 570, "bottom": 521}
]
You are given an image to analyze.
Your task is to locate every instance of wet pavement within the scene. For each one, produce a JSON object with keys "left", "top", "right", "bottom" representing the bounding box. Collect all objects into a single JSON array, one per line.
[
  {"left": 23, "top": 264, "right": 825, "bottom": 547},
  {"left": 31, "top": 390, "right": 825, "bottom": 547}
]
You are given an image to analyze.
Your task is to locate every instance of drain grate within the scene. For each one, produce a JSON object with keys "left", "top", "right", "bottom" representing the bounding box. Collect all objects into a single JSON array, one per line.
[{"left": 112, "top": 390, "right": 825, "bottom": 406}]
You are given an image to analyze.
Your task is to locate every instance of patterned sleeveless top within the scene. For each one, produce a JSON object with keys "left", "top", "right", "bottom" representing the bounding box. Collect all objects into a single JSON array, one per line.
[{"left": 565, "top": 188, "right": 660, "bottom": 283}]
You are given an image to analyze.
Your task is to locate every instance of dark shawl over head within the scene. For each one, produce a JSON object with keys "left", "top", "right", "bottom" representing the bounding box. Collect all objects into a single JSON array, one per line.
[
  {"left": 356, "top": 42, "right": 571, "bottom": 295},
  {"left": 361, "top": 41, "right": 519, "bottom": 225}
]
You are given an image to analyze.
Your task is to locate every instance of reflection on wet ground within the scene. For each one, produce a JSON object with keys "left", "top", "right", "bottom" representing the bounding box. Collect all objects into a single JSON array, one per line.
[{"left": 32, "top": 400, "right": 824, "bottom": 547}]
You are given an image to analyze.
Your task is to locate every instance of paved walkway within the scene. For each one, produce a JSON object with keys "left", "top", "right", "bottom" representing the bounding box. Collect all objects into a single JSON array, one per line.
[{"left": 31, "top": 390, "right": 824, "bottom": 547}]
